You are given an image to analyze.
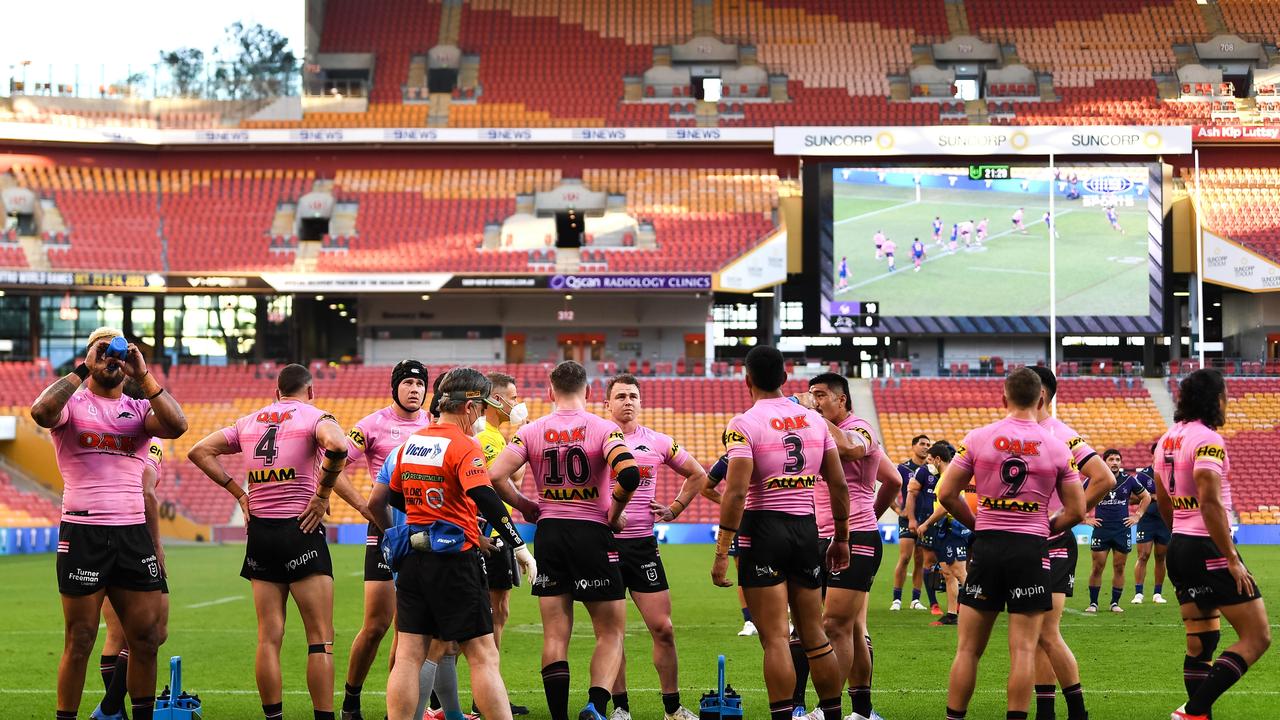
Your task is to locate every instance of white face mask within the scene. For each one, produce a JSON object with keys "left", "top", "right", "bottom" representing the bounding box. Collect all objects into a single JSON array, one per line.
[
  {"left": 507, "top": 402, "right": 529, "bottom": 425},
  {"left": 471, "top": 411, "right": 487, "bottom": 435}
]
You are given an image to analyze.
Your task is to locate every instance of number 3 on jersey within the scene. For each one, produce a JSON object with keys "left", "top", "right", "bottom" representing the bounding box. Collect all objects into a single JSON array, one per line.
[
  {"left": 783, "top": 434, "right": 804, "bottom": 474},
  {"left": 254, "top": 425, "right": 280, "bottom": 466}
]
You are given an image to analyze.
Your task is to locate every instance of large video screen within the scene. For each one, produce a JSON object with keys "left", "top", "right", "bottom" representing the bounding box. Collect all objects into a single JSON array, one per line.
[{"left": 813, "top": 162, "right": 1165, "bottom": 334}]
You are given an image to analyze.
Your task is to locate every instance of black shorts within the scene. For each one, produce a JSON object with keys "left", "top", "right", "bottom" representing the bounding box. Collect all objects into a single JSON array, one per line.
[
  {"left": 396, "top": 549, "right": 493, "bottom": 641},
  {"left": 916, "top": 522, "right": 941, "bottom": 551},
  {"left": 531, "top": 519, "right": 625, "bottom": 602},
  {"left": 737, "top": 510, "right": 822, "bottom": 589},
  {"left": 822, "top": 531, "right": 883, "bottom": 593},
  {"left": 56, "top": 522, "right": 165, "bottom": 596},
  {"left": 1045, "top": 532, "right": 1078, "bottom": 596},
  {"left": 1091, "top": 522, "right": 1132, "bottom": 553},
  {"left": 364, "top": 522, "right": 393, "bottom": 582},
  {"left": 483, "top": 541, "right": 516, "bottom": 592},
  {"left": 960, "top": 530, "right": 1052, "bottom": 614},
  {"left": 616, "top": 536, "right": 669, "bottom": 593},
  {"left": 1167, "top": 534, "right": 1263, "bottom": 610},
  {"left": 898, "top": 515, "right": 917, "bottom": 542},
  {"left": 241, "top": 516, "right": 332, "bottom": 585}
]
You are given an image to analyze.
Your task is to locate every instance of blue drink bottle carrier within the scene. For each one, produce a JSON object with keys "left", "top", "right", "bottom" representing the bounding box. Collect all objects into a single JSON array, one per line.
[
  {"left": 155, "top": 656, "right": 202, "bottom": 719},
  {"left": 699, "top": 654, "right": 743, "bottom": 720}
]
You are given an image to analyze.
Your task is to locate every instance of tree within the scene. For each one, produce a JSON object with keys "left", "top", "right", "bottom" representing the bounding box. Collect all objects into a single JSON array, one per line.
[
  {"left": 160, "top": 48, "right": 205, "bottom": 97},
  {"left": 212, "top": 22, "right": 298, "bottom": 100}
]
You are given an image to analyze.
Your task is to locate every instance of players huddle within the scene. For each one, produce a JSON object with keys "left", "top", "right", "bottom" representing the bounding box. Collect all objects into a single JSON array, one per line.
[{"left": 33, "top": 330, "right": 1270, "bottom": 720}]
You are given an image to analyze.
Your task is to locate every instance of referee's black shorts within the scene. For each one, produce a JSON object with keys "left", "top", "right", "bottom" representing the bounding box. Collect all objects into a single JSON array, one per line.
[{"left": 396, "top": 549, "right": 494, "bottom": 642}]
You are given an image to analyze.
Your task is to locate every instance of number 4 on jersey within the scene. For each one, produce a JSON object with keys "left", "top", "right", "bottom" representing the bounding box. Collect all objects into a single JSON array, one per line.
[{"left": 254, "top": 425, "right": 280, "bottom": 466}]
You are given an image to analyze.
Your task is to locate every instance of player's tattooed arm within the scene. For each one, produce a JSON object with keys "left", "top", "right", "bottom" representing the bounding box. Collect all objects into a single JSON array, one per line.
[
  {"left": 937, "top": 462, "right": 977, "bottom": 531},
  {"left": 30, "top": 374, "right": 82, "bottom": 428}
]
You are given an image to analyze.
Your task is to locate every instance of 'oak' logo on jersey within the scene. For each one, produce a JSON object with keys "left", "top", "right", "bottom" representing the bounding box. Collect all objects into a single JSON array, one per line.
[
  {"left": 993, "top": 436, "right": 1041, "bottom": 455},
  {"left": 544, "top": 426, "right": 587, "bottom": 445},
  {"left": 78, "top": 432, "right": 138, "bottom": 454},
  {"left": 1162, "top": 437, "right": 1184, "bottom": 452},
  {"left": 256, "top": 410, "right": 294, "bottom": 424},
  {"left": 769, "top": 415, "right": 810, "bottom": 432},
  {"left": 248, "top": 467, "right": 296, "bottom": 483}
]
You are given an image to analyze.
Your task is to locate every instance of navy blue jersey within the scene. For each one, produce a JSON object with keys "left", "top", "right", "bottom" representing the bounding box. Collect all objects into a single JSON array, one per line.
[
  {"left": 1096, "top": 471, "right": 1147, "bottom": 523},
  {"left": 912, "top": 241, "right": 925, "bottom": 259},
  {"left": 932, "top": 219, "right": 943, "bottom": 234},
  {"left": 950, "top": 225, "right": 958, "bottom": 241},
  {"left": 897, "top": 459, "right": 924, "bottom": 506},
  {"left": 1135, "top": 468, "right": 1164, "bottom": 523},
  {"left": 909, "top": 464, "right": 939, "bottom": 524}
]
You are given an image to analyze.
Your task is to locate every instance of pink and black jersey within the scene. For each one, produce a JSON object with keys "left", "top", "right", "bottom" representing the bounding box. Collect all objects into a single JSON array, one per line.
[
  {"left": 51, "top": 390, "right": 155, "bottom": 526},
  {"left": 1040, "top": 415, "right": 1096, "bottom": 540},
  {"left": 347, "top": 405, "right": 430, "bottom": 480},
  {"left": 952, "top": 416, "right": 1078, "bottom": 537},
  {"left": 616, "top": 425, "right": 692, "bottom": 539},
  {"left": 815, "top": 414, "right": 881, "bottom": 536},
  {"left": 724, "top": 397, "right": 837, "bottom": 517},
  {"left": 1152, "top": 420, "right": 1231, "bottom": 538},
  {"left": 500, "top": 408, "right": 629, "bottom": 525},
  {"left": 222, "top": 399, "right": 334, "bottom": 519}
]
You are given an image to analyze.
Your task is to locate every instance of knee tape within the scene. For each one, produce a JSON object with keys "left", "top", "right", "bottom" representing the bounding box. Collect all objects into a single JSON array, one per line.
[
  {"left": 308, "top": 641, "right": 334, "bottom": 655},
  {"left": 1188, "top": 630, "right": 1220, "bottom": 662}
]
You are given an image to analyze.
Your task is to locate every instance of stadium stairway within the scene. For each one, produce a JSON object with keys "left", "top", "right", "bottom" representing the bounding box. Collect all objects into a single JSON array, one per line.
[
  {"left": 1144, "top": 376, "right": 1176, "bottom": 425},
  {"left": 848, "top": 378, "right": 883, "bottom": 443}
]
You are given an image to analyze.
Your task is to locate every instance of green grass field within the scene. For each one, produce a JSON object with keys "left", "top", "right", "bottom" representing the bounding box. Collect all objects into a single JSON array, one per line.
[
  {"left": 3, "top": 543, "right": 1278, "bottom": 719},
  {"left": 832, "top": 182, "right": 1150, "bottom": 317}
]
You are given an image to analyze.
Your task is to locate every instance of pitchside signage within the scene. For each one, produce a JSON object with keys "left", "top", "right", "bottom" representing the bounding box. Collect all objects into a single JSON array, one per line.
[
  {"left": 1202, "top": 230, "right": 1280, "bottom": 292},
  {"left": 774, "top": 126, "right": 1194, "bottom": 156}
]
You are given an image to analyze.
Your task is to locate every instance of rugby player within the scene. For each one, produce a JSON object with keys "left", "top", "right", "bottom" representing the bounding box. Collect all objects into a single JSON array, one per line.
[
  {"left": 890, "top": 435, "right": 930, "bottom": 611},
  {"left": 936, "top": 368, "right": 1084, "bottom": 720},
  {"left": 701, "top": 450, "right": 760, "bottom": 637},
  {"left": 1085, "top": 450, "right": 1150, "bottom": 614},
  {"left": 1155, "top": 370, "right": 1270, "bottom": 720},
  {"left": 905, "top": 445, "right": 944, "bottom": 616},
  {"left": 381, "top": 368, "right": 535, "bottom": 720},
  {"left": 1133, "top": 443, "right": 1170, "bottom": 605},
  {"left": 837, "top": 257, "right": 849, "bottom": 291},
  {"left": 915, "top": 442, "right": 970, "bottom": 626},
  {"left": 488, "top": 361, "right": 641, "bottom": 720},
  {"left": 882, "top": 238, "right": 896, "bottom": 272},
  {"left": 932, "top": 216, "right": 944, "bottom": 245},
  {"left": 32, "top": 328, "right": 188, "bottom": 720},
  {"left": 188, "top": 363, "right": 366, "bottom": 720},
  {"left": 1105, "top": 205, "right": 1124, "bottom": 234},
  {"left": 1029, "top": 365, "right": 1115, "bottom": 720},
  {"left": 474, "top": 371, "right": 531, "bottom": 716},
  {"left": 976, "top": 218, "right": 989, "bottom": 244},
  {"left": 911, "top": 238, "right": 926, "bottom": 272},
  {"left": 807, "top": 373, "right": 901, "bottom": 720},
  {"left": 340, "top": 360, "right": 430, "bottom": 720},
  {"left": 94, "top": 378, "right": 172, "bottom": 720},
  {"left": 604, "top": 373, "right": 709, "bottom": 720},
  {"left": 873, "top": 230, "right": 885, "bottom": 260},
  {"left": 1012, "top": 207, "right": 1027, "bottom": 234},
  {"left": 711, "top": 346, "right": 851, "bottom": 720}
]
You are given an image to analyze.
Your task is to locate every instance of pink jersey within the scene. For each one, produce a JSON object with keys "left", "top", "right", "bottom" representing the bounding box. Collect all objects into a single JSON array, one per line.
[
  {"left": 1040, "top": 415, "right": 1096, "bottom": 540},
  {"left": 501, "top": 408, "right": 629, "bottom": 525},
  {"left": 1013, "top": 209, "right": 1024, "bottom": 223},
  {"left": 815, "top": 414, "right": 882, "bottom": 536},
  {"left": 873, "top": 232, "right": 885, "bottom": 247},
  {"left": 977, "top": 220, "right": 989, "bottom": 234},
  {"left": 952, "top": 416, "right": 1078, "bottom": 537},
  {"left": 222, "top": 399, "right": 334, "bottom": 519},
  {"left": 724, "top": 397, "right": 837, "bottom": 517},
  {"left": 347, "top": 405, "right": 430, "bottom": 481},
  {"left": 882, "top": 240, "right": 896, "bottom": 255},
  {"left": 615, "top": 425, "right": 692, "bottom": 539},
  {"left": 51, "top": 390, "right": 155, "bottom": 525},
  {"left": 1152, "top": 420, "right": 1231, "bottom": 538}
]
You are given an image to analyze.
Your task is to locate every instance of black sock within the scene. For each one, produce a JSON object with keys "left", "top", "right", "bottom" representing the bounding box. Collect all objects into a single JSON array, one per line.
[
  {"left": 1034, "top": 684, "right": 1056, "bottom": 719},
  {"left": 662, "top": 693, "right": 681, "bottom": 715},
  {"left": 769, "top": 700, "right": 794, "bottom": 720},
  {"left": 789, "top": 639, "right": 810, "bottom": 706},
  {"left": 431, "top": 691, "right": 442, "bottom": 711},
  {"left": 100, "top": 654, "right": 119, "bottom": 690},
  {"left": 1111, "top": 586, "right": 1123, "bottom": 606},
  {"left": 849, "top": 685, "right": 871, "bottom": 718},
  {"left": 1061, "top": 682, "right": 1086, "bottom": 720},
  {"left": 946, "top": 707, "right": 967, "bottom": 720},
  {"left": 342, "top": 682, "right": 362, "bottom": 713},
  {"left": 818, "top": 695, "right": 841, "bottom": 720},
  {"left": 56, "top": 712, "right": 77, "bottom": 720},
  {"left": 612, "top": 692, "right": 629, "bottom": 712},
  {"left": 1184, "top": 655, "right": 1212, "bottom": 702},
  {"left": 1008, "top": 712, "right": 1029, "bottom": 720},
  {"left": 264, "top": 701, "right": 284, "bottom": 720},
  {"left": 925, "top": 569, "right": 939, "bottom": 606},
  {"left": 542, "top": 661, "right": 571, "bottom": 720},
  {"left": 314, "top": 712, "right": 335, "bottom": 720},
  {"left": 588, "top": 686, "right": 611, "bottom": 715},
  {"left": 1186, "top": 651, "right": 1249, "bottom": 715},
  {"left": 130, "top": 697, "right": 154, "bottom": 720},
  {"left": 101, "top": 650, "right": 129, "bottom": 715}
]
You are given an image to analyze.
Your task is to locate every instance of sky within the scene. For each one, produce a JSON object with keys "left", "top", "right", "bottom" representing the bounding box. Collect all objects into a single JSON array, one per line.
[{"left": 3, "top": 0, "right": 304, "bottom": 90}]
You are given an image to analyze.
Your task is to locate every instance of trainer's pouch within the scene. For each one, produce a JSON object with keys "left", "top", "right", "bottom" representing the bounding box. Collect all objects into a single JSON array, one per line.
[{"left": 410, "top": 519, "right": 468, "bottom": 554}]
